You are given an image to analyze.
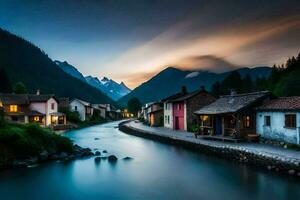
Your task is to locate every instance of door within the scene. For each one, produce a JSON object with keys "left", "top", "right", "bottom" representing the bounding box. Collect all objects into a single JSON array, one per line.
[
  {"left": 175, "top": 117, "right": 179, "bottom": 130},
  {"left": 215, "top": 116, "right": 222, "bottom": 135}
]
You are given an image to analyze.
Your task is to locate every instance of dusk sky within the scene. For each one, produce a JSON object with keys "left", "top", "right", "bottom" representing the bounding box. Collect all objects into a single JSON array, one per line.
[{"left": 0, "top": 0, "right": 299, "bottom": 88}]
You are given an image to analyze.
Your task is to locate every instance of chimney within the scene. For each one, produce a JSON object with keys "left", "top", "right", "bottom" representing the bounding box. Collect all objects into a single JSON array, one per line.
[
  {"left": 181, "top": 86, "right": 187, "bottom": 94},
  {"left": 36, "top": 89, "right": 40, "bottom": 95},
  {"left": 230, "top": 89, "right": 237, "bottom": 96}
]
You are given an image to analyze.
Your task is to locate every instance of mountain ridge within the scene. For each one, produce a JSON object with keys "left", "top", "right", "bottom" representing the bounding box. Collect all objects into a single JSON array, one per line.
[
  {"left": 118, "top": 66, "right": 272, "bottom": 105},
  {"left": 0, "top": 28, "right": 116, "bottom": 105},
  {"left": 54, "top": 60, "right": 131, "bottom": 100}
]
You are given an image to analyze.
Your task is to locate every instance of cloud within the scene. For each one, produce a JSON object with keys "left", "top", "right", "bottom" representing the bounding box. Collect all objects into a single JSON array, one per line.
[{"left": 112, "top": 13, "right": 300, "bottom": 88}]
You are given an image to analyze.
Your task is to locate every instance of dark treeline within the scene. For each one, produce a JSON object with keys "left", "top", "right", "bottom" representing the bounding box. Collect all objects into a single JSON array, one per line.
[
  {"left": 0, "top": 28, "right": 116, "bottom": 105},
  {"left": 211, "top": 52, "right": 300, "bottom": 97}
]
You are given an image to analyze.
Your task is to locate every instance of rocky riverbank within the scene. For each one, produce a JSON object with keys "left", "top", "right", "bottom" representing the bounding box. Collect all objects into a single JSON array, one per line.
[
  {"left": 119, "top": 123, "right": 300, "bottom": 178},
  {"left": 0, "top": 144, "right": 95, "bottom": 171}
]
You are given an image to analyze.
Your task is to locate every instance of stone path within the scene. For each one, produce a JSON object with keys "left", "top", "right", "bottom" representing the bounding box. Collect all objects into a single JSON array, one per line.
[{"left": 125, "top": 121, "right": 300, "bottom": 163}]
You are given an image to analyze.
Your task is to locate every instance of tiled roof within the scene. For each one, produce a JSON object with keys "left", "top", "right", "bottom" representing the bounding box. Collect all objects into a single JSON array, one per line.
[
  {"left": 257, "top": 96, "right": 300, "bottom": 111},
  {"left": 0, "top": 93, "right": 29, "bottom": 104},
  {"left": 0, "top": 93, "right": 56, "bottom": 104},
  {"left": 194, "top": 91, "right": 270, "bottom": 115}
]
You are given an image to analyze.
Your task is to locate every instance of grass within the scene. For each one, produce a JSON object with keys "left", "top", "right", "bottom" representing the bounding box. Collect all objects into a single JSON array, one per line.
[{"left": 0, "top": 123, "right": 74, "bottom": 166}]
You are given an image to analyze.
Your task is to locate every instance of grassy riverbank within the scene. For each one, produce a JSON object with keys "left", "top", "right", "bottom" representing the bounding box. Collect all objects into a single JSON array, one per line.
[{"left": 0, "top": 123, "right": 74, "bottom": 169}]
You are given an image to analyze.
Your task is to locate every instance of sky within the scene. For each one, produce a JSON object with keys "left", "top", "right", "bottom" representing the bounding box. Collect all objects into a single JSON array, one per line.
[{"left": 0, "top": 0, "right": 299, "bottom": 89}]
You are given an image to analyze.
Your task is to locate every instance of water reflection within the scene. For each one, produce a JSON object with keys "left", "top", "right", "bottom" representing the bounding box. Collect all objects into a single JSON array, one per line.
[{"left": 0, "top": 121, "right": 299, "bottom": 200}]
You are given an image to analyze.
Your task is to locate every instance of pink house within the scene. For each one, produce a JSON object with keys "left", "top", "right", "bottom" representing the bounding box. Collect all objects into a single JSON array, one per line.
[
  {"left": 173, "top": 102, "right": 185, "bottom": 130},
  {"left": 165, "top": 86, "right": 216, "bottom": 131}
]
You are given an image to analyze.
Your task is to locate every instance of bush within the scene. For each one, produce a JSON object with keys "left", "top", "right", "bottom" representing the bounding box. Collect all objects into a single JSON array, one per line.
[
  {"left": 188, "top": 124, "right": 199, "bottom": 133},
  {"left": 0, "top": 108, "right": 5, "bottom": 127},
  {"left": 60, "top": 107, "right": 81, "bottom": 123},
  {"left": 0, "top": 123, "right": 74, "bottom": 161}
]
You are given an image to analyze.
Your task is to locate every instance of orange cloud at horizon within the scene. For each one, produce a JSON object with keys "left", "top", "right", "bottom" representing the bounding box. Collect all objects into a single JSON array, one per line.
[{"left": 110, "top": 14, "right": 300, "bottom": 89}]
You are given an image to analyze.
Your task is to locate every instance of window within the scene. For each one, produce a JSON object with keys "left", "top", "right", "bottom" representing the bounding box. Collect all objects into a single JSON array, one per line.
[
  {"left": 34, "top": 116, "right": 40, "bottom": 122},
  {"left": 264, "top": 116, "right": 271, "bottom": 126},
  {"left": 200, "top": 115, "right": 211, "bottom": 127},
  {"left": 243, "top": 115, "right": 251, "bottom": 128},
  {"left": 9, "top": 105, "right": 18, "bottom": 112},
  {"left": 168, "top": 116, "right": 170, "bottom": 124},
  {"left": 51, "top": 103, "right": 55, "bottom": 110},
  {"left": 74, "top": 106, "right": 77, "bottom": 111},
  {"left": 285, "top": 114, "right": 296, "bottom": 128}
]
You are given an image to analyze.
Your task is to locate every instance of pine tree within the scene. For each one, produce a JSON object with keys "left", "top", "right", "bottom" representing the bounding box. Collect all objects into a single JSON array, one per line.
[{"left": 0, "top": 68, "right": 12, "bottom": 93}]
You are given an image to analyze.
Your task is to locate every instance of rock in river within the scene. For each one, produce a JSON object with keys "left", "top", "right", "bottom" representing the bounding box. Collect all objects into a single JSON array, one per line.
[
  {"left": 95, "top": 151, "right": 101, "bottom": 156},
  {"left": 123, "top": 157, "right": 133, "bottom": 161},
  {"left": 108, "top": 155, "right": 118, "bottom": 162}
]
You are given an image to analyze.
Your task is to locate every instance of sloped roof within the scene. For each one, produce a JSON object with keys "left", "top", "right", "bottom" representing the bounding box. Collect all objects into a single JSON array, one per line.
[
  {"left": 71, "top": 98, "right": 91, "bottom": 107},
  {"left": 26, "top": 110, "right": 45, "bottom": 116},
  {"left": 169, "top": 90, "right": 209, "bottom": 102},
  {"left": 0, "top": 93, "right": 57, "bottom": 104},
  {"left": 28, "top": 94, "right": 56, "bottom": 102},
  {"left": 162, "top": 92, "right": 187, "bottom": 103},
  {"left": 194, "top": 91, "right": 270, "bottom": 115},
  {"left": 0, "top": 93, "right": 29, "bottom": 104},
  {"left": 257, "top": 96, "right": 300, "bottom": 111}
]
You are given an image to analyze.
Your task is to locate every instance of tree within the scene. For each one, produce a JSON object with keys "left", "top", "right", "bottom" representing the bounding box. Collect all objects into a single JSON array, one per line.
[
  {"left": 127, "top": 97, "right": 142, "bottom": 115},
  {"left": 13, "top": 82, "right": 27, "bottom": 94},
  {"left": 211, "top": 81, "right": 221, "bottom": 97},
  {"left": 219, "top": 71, "right": 243, "bottom": 95},
  {"left": 241, "top": 74, "right": 253, "bottom": 92},
  {"left": 0, "top": 68, "right": 12, "bottom": 93}
]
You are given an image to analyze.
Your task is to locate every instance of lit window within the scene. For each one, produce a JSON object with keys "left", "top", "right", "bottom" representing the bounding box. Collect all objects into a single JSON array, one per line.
[
  {"left": 0, "top": 101, "right": 3, "bottom": 107},
  {"left": 285, "top": 114, "right": 296, "bottom": 128},
  {"left": 243, "top": 116, "right": 251, "bottom": 128},
  {"left": 9, "top": 105, "right": 18, "bottom": 112},
  {"left": 264, "top": 116, "right": 271, "bottom": 126},
  {"left": 34, "top": 116, "right": 40, "bottom": 122},
  {"left": 200, "top": 115, "right": 211, "bottom": 127}
]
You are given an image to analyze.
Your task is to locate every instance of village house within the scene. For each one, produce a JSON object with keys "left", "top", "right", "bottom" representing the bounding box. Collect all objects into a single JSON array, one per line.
[
  {"left": 92, "top": 104, "right": 107, "bottom": 119},
  {"left": 69, "top": 99, "right": 94, "bottom": 121},
  {"left": 141, "top": 102, "right": 154, "bottom": 123},
  {"left": 148, "top": 102, "right": 163, "bottom": 126},
  {"left": 256, "top": 96, "right": 300, "bottom": 145},
  {"left": 100, "top": 104, "right": 121, "bottom": 120},
  {"left": 194, "top": 91, "right": 271, "bottom": 141},
  {"left": 0, "top": 93, "right": 66, "bottom": 126},
  {"left": 163, "top": 86, "right": 216, "bottom": 131}
]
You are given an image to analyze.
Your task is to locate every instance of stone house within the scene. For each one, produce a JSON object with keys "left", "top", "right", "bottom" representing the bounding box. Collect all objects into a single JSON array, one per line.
[
  {"left": 0, "top": 93, "right": 66, "bottom": 126},
  {"left": 148, "top": 102, "right": 163, "bottom": 126},
  {"left": 194, "top": 91, "right": 271, "bottom": 139},
  {"left": 256, "top": 96, "right": 300, "bottom": 145}
]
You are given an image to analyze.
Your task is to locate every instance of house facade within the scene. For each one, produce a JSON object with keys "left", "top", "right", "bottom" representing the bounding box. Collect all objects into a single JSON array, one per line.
[
  {"left": 163, "top": 86, "right": 216, "bottom": 131},
  {"left": 0, "top": 93, "right": 66, "bottom": 126},
  {"left": 148, "top": 102, "right": 163, "bottom": 126},
  {"left": 69, "top": 99, "right": 93, "bottom": 121},
  {"left": 256, "top": 97, "right": 300, "bottom": 145},
  {"left": 194, "top": 91, "right": 271, "bottom": 139}
]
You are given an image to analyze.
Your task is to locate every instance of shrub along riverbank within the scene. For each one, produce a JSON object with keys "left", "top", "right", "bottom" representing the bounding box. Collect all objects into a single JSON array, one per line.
[{"left": 0, "top": 110, "right": 94, "bottom": 170}]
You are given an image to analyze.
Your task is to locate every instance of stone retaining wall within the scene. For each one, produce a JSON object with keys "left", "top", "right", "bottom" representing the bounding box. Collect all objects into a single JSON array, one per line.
[{"left": 119, "top": 123, "right": 300, "bottom": 177}]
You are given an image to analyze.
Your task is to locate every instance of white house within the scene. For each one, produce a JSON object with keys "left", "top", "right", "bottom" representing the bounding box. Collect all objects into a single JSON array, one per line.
[
  {"left": 69, "top": 99, "right": 93, "bottom": 121},
  {"left": 256, "top": 97, "right": 300, "bottom": 145},
  {"left": 163, "top": 101, "right": 173, "bottom": 129},
  {"left": 0, "top": 93, "right": 66, "bottom": 126}
]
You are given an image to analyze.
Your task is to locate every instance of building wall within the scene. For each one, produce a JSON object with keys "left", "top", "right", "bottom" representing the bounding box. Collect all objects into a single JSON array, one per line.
[
  {"left": 163, "top": 102, "right": 173, "bottom": 129},
  {"left": 173, "top": 102, "right": 185, "bottom": 130},
  {"left": 46, "top": 98, "right": 58, "bottom": 126},
  {"left": 70, "top": 100, "right": 86, "bottom": 121},
  {"left": 29, "top": 102, "right": 46, "bottom": 114},
  {"left": 186, "top": 93, "right": 216, "bottom": 131},
  {"left": 256, "top": 111, "right": 300, "bottom": 145},
  {"left": 150, "top": 110, "right": 163, "bottom": 127}
]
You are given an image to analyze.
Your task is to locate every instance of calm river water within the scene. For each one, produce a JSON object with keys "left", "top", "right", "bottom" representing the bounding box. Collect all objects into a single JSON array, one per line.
[{"left": 0, "top": 121, "right": 300, "bottom": 200}]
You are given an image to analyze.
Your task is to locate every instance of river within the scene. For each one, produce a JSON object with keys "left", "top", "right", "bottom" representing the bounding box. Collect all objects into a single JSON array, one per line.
[{"left": 0, "top": 121, "right": 299, "bottom": 200}]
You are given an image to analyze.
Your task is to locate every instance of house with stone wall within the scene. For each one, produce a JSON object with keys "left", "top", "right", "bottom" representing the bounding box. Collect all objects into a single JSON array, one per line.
[{"left": 256, "top": 96, "right": 300, "bottom": 145}]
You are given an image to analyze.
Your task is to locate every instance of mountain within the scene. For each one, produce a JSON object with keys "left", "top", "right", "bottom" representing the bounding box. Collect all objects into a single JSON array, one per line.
[
  {"left": 117, "top": 66, "right": 272, "bottom": 105},
  {"left": 85, "top": 76, "right": 131, "bottom": 101},
  {"left": 54, "top": 60, "right": 86, "bottom": 82},
  {"left": 55, "top": 60, "right": 131, "bottom": 100},
  {"left": 0, "top": 28, "right": 115, "bottom": 105}
]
